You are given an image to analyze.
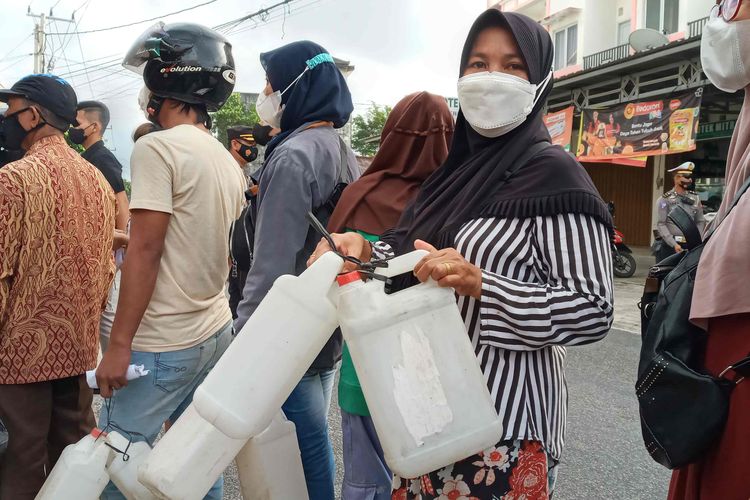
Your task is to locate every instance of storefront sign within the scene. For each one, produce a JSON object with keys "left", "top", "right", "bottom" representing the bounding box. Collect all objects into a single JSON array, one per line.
[
  {"left": 576, "top": 90, "right": 702, "bottom": 161},
  {"left": 697, "top": 120, "right": 736, "bottom": 141},
  {"left": 445, "top": 97, "right": 460, "bottom": 121},
  {"left": 543, "top": 106, "right": 574, "bottom": 152}
]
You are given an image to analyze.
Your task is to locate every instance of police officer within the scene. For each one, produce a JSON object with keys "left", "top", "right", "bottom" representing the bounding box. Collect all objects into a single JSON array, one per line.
[
  {"left": 226, "top": 125, "right": 259, "bottom": 319},
  {"left": 654, "top": 161, "right": 705, "bottom": 261}
]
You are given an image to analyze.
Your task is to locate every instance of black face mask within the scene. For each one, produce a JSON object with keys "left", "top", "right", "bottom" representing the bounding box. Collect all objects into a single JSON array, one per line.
[
  {"left": 68, "top": 123, "right": 94, "bottom": 145},
  {"left": 239, "top": 144, "right": 258, "bottom": 162},
  {"left": 0, "top": 108, "right": 41, "bottom": 151},
  {"left": 251, "top": 123, "right": 274, "bottom": 146}
]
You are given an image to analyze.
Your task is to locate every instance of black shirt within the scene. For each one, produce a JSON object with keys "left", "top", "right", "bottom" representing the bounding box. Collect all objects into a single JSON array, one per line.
[
  {"left": 228, "top": 191, "right": 256, "bottom": 319},
  {"left": 0, "top": 148, "right": 24, "bottom": 168},
  {"left": 82, "top": 140, "right": 125, "bottom": 193}
]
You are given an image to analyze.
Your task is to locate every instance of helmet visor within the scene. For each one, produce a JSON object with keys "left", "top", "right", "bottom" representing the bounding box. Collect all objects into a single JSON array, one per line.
[{"left": 122, "top": 22, "right": 168, "bottom": 74}]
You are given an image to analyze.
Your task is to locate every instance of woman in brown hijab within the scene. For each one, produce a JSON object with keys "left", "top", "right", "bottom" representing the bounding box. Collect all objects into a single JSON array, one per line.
[
  {"left": 329, "top": 91, "right": 453, "bottom": 235},
  {"left": 669, "top": 2, "right": 750, "bottom": 498},
  {"left": 329, "top": 91, "right": 453, "bottom": 500}
]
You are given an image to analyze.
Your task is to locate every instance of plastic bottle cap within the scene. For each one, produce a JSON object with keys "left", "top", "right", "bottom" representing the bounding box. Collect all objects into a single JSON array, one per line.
[
  {"left": 90, "top": 428, "right": 107, "bottom": 439},
  {"left": 336, "top": 271, "right": 362, "bottom": 287}
]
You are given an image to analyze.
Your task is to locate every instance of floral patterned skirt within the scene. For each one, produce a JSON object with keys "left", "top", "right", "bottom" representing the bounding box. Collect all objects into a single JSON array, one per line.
[{"left": 392, "top": 440, "right": 557, "bottom": 500}]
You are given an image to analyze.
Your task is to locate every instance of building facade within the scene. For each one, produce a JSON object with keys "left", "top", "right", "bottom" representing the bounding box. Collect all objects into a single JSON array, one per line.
[{"left": 489, "top": 0, "right": 733, "bottom": 247}]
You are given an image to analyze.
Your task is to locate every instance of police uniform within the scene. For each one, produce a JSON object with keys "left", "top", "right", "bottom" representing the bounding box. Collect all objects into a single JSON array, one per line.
[{"left": 654, "top": 162, "right": 705, "bottom": 261}]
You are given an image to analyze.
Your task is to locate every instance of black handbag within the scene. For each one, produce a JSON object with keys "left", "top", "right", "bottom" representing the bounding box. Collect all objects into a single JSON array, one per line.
[{"left": 637, "top": 177, "right": 750, "bottom": 470}]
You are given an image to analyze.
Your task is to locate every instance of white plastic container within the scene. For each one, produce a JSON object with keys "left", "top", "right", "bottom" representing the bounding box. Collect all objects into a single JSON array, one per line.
[
  {"left": 337, "top": 250, "right": 503, "bottom": 479},
  {"left": 236, "top": 412, "right": 309, "bottom": 500},
  {"left": 192, "top": 251, "right": 344, "bottom": 438},
  {"left": 140, "top": 252, "right": 344, "bottom": 499},
  {"left": 138, "top": 404, "right": 247, "bottom": 500},
  {"left": 105, "top": 431, "right": 157, "bottom": 500},
  {"left": 35, "top": 429, "right": 111, "bottom": 500}
]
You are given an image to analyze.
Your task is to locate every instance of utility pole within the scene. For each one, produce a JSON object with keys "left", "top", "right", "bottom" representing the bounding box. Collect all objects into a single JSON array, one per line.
[{"left": 27, "top": 8, "right": 73, "bottom": 73}]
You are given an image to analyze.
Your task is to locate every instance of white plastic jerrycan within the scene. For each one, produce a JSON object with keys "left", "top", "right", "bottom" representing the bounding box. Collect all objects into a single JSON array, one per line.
[
  {"left": 138, "top": 403, "right": 248, "bottom": 500},
  {"left": 35, "top": 428, "right": 111, "bottom": 500},
  {"left": 105, "top": 431, "right": 157, "bottom": 500},
  {"left": 337, "top": 250, "right": 503, "bottom": 479},
  {"left": 236, "top": 412, "right": 309, "bottom": 500},
  {"left": 192, "top": 250, "right": 344, "bottom": 438}
]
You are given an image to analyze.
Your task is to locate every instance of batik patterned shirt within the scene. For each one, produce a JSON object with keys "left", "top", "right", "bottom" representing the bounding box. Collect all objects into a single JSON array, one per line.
[{"left": 0, "top": 135, "right": 115, "bottom": 384}]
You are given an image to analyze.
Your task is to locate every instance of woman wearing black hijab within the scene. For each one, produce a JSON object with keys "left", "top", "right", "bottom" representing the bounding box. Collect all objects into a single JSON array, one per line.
[
  {"left": 309, "top": 9, "right": 613, "bottom": 499},
  {"left": 234, "top": 40, "right": 359, "bottom": 500}
]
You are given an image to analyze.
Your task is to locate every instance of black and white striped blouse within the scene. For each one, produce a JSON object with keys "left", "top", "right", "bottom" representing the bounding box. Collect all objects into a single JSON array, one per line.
[{"left": 374, "top": 213, "right": 614, "bottom": 461}]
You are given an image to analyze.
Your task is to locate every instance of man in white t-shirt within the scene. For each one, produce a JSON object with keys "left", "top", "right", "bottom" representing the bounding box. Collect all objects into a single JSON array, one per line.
[{"left": 95, "top": 23, "right": 244, "bottom": 500}]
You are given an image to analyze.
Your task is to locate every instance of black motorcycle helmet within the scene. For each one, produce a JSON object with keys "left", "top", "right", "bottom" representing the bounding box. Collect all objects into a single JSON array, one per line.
[{"left": 123, "top": 22, "right": 235, "bottom": 112}]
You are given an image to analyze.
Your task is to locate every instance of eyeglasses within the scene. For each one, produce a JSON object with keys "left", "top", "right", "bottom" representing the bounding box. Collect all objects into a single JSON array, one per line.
[{"left": 715, "top": 0, "right": 743, "bottom": 22}]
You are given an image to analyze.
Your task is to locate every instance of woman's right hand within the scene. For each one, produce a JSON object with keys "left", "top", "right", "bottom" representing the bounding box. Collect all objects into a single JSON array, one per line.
[{"left": 307, "top": 232, "right": 371, "bottom": 272}]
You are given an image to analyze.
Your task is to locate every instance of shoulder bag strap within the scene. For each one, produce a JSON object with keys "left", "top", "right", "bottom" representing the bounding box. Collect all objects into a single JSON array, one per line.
[{"left": 667, "top": 206, "right": 702, "bottom": 249}]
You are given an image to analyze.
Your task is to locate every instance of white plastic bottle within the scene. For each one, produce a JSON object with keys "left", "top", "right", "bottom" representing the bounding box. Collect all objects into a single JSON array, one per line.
[
  {"left": 105, "top": 431, "right": 157, "bottom": 500},
  {"left": 35, "top": 429, "right": 111, "bottom": 500},
  {"left": 337, "top": 250, "right": 503, "bottom": 479},
  {"left": 139, "top": 252, "right": 343, "bottom": 499},
  {"left": 235, "top": 412, "right": 309, "bottom": 500}
]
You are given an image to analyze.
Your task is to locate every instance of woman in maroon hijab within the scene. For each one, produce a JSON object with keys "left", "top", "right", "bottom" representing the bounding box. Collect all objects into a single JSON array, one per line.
[
  {"left": 669, "top": 1, "right": 750, "bottom": 498},
  {"left": 328, "top": 91, "right": 453, "bottom": 500}
]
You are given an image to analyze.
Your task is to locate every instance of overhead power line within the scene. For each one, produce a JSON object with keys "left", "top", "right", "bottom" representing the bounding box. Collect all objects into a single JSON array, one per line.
[
  {"left": 214, "top": 0, "right": 295, "bottom": 33},
  {"left": 46, "top": 0, "right": 217, "bottom": 35},
  {"left": 225, "top": 0, "right": 324, "bottom": 37},
  {"left": 0, "top": 33, "right": 33, "bottom": 62}
]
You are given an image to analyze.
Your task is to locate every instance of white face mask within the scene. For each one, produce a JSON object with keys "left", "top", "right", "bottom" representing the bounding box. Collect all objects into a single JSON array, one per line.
[
  {"left": 700, "top": 11, "right": 750, "bottom": 93},
  {"left": 138, "top": 86, "right": 151, "bottom": 119},
  {"left": 255, "top": 66, "right": 311, "bottom": 129},
  {"left": 457, "top": 70, "right": 552, "bottom": 138},
  {"left": 256, "top": 90, "right": 283, "bottom": 129}
]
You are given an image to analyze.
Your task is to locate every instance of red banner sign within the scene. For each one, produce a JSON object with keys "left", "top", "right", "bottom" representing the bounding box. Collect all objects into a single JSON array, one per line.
[{"left": 543, "top": 106, "right": 574, "bottom": 152}]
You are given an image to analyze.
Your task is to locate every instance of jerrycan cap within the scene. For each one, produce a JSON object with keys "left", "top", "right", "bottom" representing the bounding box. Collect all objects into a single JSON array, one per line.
[
  {"left": 337, "top": 271, "right": 362, "bottom": 287},
  {"left": 90, "top": 428, "right": 107, "bottom": 439}
]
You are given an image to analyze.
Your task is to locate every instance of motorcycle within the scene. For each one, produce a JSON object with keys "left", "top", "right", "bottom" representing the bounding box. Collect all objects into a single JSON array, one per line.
[
  {"left": 612, "top": 228, "right": 636, "bottom": 278},
  {"left": 607, "top": 201, "right": 636, "bottom": 278}
]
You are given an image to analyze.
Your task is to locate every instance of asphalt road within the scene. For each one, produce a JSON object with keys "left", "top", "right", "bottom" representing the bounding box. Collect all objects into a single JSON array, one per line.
[{"left": 554, "top": 329, "right": 670, "bottom": 500}]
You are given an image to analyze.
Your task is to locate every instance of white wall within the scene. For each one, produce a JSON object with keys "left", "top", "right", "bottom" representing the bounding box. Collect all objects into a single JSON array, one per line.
[
  {"left": 680, "top": 0, "right": 714, "bottom": 31},
  {"left": 549, "top": 0, "right": 584, "bottom": 14},
  {"left": 616, "top": 0, "right": 631, "bottom": 22},
  {"left": 578, "top": 0, "right": 712, "bottom": 57},
  {"left": 581, "top": 0, "right": 618, "bottom": 57}
]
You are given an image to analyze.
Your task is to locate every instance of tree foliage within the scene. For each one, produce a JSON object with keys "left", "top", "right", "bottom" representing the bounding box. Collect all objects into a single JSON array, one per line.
[
  {"left": 211, "top": 93, "right": 260, "bottom": 148},
  {"left": 351, "top": 102, "right": 391, "bottom": 157}
]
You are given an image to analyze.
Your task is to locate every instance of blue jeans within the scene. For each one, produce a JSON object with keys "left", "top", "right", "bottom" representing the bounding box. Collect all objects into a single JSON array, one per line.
[
  {"left": 341, "top": 411, "right": 392, "bottom": 500},
  {"left": 283, "top": 367, "right": 337, "bottom": 500},
  {"left": 99, "top": 321, "right": 233, "bottom": 500}
]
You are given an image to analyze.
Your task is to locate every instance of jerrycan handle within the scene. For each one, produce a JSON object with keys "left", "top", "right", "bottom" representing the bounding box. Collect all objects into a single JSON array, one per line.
[
  {"left": 301, "top": 251, "right": 344, "bottom": 294},
  {"left": 380, "top": 250, "right": 429, "bottom": 278}
]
